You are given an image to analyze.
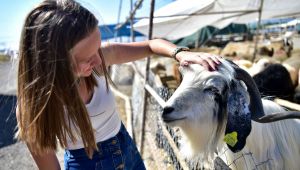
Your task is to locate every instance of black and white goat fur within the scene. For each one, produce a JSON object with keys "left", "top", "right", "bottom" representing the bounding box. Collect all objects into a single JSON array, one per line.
[{"left": 162, "top": 59, "right": 300, "bottom": 170}]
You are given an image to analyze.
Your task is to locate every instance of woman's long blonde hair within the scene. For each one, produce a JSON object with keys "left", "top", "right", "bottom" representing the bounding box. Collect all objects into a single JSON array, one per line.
[{"left": 17, "top": 0, "right": 110, "bottom": 157}]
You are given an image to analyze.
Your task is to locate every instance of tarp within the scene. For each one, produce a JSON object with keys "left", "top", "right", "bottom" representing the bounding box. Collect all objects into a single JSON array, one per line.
[
  {"left": 173, "top": 26, "right": 217, "bottom": 48},
  {"left": 99, "top": 23, "right": 144, "bottom": 40},
  {"left": 133, "top": 0, "right": 300, "bottom": 40},
  {"left": 173, "top": 23, "right": 249, "bottom": 48}
]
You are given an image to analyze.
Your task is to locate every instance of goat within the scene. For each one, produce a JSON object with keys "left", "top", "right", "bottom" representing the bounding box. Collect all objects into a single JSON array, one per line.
[
  {"left": 162, "top": 59, "right": 300, "bottom": 169},
  {"left": 294, "top": 69, "right": 300, "bottom": 104},
  {"left": 283, "top": 55, "right": 300, "bottom": 87},
  {"left": 253, "top": 63, "right": 295, "bottom": 101}
]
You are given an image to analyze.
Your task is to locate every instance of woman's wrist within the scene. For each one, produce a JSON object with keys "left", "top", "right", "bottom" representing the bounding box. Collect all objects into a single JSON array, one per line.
[{"left": 171, "top": 46, "right": 190, "bottom": 62}]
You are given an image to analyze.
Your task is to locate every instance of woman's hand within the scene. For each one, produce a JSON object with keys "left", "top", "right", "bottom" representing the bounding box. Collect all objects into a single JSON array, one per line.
[{"left": 175, "top": 51, "right": 222, "bottom": 71}]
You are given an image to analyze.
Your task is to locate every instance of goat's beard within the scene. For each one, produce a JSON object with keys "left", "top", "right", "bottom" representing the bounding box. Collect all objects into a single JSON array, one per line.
[{"left": 178, "top": 118, "right": 227, "bottom": 167}]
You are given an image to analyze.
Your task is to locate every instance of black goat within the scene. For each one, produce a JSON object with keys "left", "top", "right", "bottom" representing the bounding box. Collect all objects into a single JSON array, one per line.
[{"left": 253, "top": 64, "right": 294, "bottom": 101}]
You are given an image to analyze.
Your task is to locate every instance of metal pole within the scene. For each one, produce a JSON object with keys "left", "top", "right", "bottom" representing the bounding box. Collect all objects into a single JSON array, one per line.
[
  {"left": 130, "top": 0, "right": 135, "bottom": 42},
  {"left": 139, "top": 0, "right": 155, "bottom": 155},
  {"left": 252, "top": 0, "right": 264, "bottom": 62},
  {"left": 115, "top": 0, "right": 123, "bottom": 42},
  {"left": 134, "top": 9, "right": 259, "bottom": 19},
  {"left": 195, "top": 31, "right": 199, "bottom": 48},
  {"left": 115, "top": 0, "right": 144, "bottom": 30}
]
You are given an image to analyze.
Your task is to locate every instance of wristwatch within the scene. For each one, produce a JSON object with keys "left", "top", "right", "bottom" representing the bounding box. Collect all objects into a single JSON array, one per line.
[{"left": 171, "top": 46, "right": 190, "bottom": 61}]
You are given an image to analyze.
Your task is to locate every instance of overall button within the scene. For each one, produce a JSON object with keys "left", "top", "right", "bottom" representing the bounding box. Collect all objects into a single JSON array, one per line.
[
  {"left": 111, "top": 140, "right": 117, "bottom": 145},
  {"left": 113, "top": 150, "right": 122, "bottom": 155}
]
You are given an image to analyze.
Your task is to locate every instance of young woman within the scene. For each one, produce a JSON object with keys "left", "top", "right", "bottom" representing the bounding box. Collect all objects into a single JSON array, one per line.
[{"left": 16, "top": 0, "right": 221, "bottom": 169}]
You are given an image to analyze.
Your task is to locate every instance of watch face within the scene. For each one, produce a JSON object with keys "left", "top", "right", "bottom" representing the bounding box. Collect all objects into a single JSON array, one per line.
[{"left": 172, "top": 47, "right": 190, "bottom": 59}]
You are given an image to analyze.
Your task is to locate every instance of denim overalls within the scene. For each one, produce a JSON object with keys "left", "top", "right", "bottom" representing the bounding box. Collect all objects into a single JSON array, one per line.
[{"left": 64, "top": 123, "right": 146, "bottom": 170}]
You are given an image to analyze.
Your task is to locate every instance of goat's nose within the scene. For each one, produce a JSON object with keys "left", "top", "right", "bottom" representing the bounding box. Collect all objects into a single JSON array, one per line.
[{"left": 162, "top": 106, "right": 174, "bottom": 115}]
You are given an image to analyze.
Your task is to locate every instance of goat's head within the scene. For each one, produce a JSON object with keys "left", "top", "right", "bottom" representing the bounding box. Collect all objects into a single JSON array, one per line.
[{"left": 162, "top": 59, "right": 300, "bottom": 155}]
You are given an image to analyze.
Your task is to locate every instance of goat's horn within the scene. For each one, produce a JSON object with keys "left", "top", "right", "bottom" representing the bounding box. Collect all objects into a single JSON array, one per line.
[
  {"left": 229, "top": 60, "right": 300, "bottom": 122},
  {"left": 257, "top": 111, "right": 300, "bottom": 123},
  {"left": 231, "top": 62, "right": 265, "bottom": 121}
]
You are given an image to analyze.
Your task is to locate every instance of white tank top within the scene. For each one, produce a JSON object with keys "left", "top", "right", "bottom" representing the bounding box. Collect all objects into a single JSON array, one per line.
[{"left": 66, "top": 76, "right": 121, "bottom": 150}]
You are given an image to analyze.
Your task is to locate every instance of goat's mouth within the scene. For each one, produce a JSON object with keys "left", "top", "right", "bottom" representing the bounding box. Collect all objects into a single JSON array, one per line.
[{"left": 163, "top": 117, "right": 186, "bottom": 123}]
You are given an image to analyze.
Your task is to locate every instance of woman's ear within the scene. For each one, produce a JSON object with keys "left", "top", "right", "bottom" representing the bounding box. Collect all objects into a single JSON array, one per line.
[{"left": 224, "top": 81, "right": 252, "bottom": 153}]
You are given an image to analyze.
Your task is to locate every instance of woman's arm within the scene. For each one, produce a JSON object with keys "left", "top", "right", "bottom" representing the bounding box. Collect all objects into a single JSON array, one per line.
[
  {"left": 16, "top": 106, "right": 61, "bottom": 170},
  {"left": 101, "top": 39, "right": 221, "bottom": 70},
  {"left": 101, "top": 39, "right": 172, "bottom": 65},
  {"left": 27, "top": 147, "right": 61, "bottom": 170}
]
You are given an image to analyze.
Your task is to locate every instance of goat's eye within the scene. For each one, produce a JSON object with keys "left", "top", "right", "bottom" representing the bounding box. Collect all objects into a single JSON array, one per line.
[{"left": 204, "top": 87, "right": 220, "bottom": 95}]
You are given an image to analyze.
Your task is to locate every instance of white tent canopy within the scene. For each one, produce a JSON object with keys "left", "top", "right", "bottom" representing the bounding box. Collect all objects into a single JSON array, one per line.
[
  {"left": 133, "top": 0, "right": 300, "bottom": 40},
  {"left": 265, "top": 18, "right": 300, "bottom": 30}
]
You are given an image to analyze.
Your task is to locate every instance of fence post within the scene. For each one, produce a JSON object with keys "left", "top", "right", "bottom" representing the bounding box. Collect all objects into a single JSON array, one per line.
[
  {"left": 139, "top": 0, "right": 155, "bottom": 155},
  {"left": 252, "top": 0, "right": 264, "bottom": 62}
]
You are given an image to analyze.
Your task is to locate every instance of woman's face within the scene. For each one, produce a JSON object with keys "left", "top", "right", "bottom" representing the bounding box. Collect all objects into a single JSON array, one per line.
[{"left": 71, "top": 28, "right": 102, "bottom": 77}]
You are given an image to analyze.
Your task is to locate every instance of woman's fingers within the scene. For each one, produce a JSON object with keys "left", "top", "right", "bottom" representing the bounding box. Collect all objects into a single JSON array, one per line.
[
  {"left": 199, "top": 56, "right": 215, "bottom": 70},
  {"left": 177, "top": 51, "right": 222, "bottom": 71},
  {"left": 197, "top": 54, "right": 220, "bottom": 70},
  {"left": 210, "top": 55, "right": 222, "bottom": 64}
]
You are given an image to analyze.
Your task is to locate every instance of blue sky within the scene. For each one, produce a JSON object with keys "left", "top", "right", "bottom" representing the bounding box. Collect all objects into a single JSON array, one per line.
[{"left": 0, "top": 0, "right": 173, "bottom": 48}]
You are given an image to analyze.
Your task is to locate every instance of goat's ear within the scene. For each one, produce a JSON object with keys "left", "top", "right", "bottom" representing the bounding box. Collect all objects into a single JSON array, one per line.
[{"left": 224, "top": 81, "right": 252, "bottom": 153}]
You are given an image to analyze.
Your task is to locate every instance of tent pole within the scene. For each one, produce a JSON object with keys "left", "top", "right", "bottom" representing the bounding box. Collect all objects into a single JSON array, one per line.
[
  {"left": 139, "top": 0, "right": 155, "bottom": 156},
  {"left": 130, "top": 0, "right": 135, "bottom": 42},
  {"left": 252, "top": 0, "right": 264, "bottom": 62},
  {"left": 135, "top": 9, "right": 258, "bottom": 19},
  {"left": 195, "top": 31, "right": 199, "bottom": 48},
  {"left": 115, "top": 0, "right": 144, "bottom": 30},
  {"left": 115, "top": 0, "right": 123, "bottom": 42}
]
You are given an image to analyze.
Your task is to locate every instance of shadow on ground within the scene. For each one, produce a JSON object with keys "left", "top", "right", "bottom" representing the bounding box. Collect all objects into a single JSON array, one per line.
[{"left": 0, "top": 95, "right": 17, "bottom": 148}]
